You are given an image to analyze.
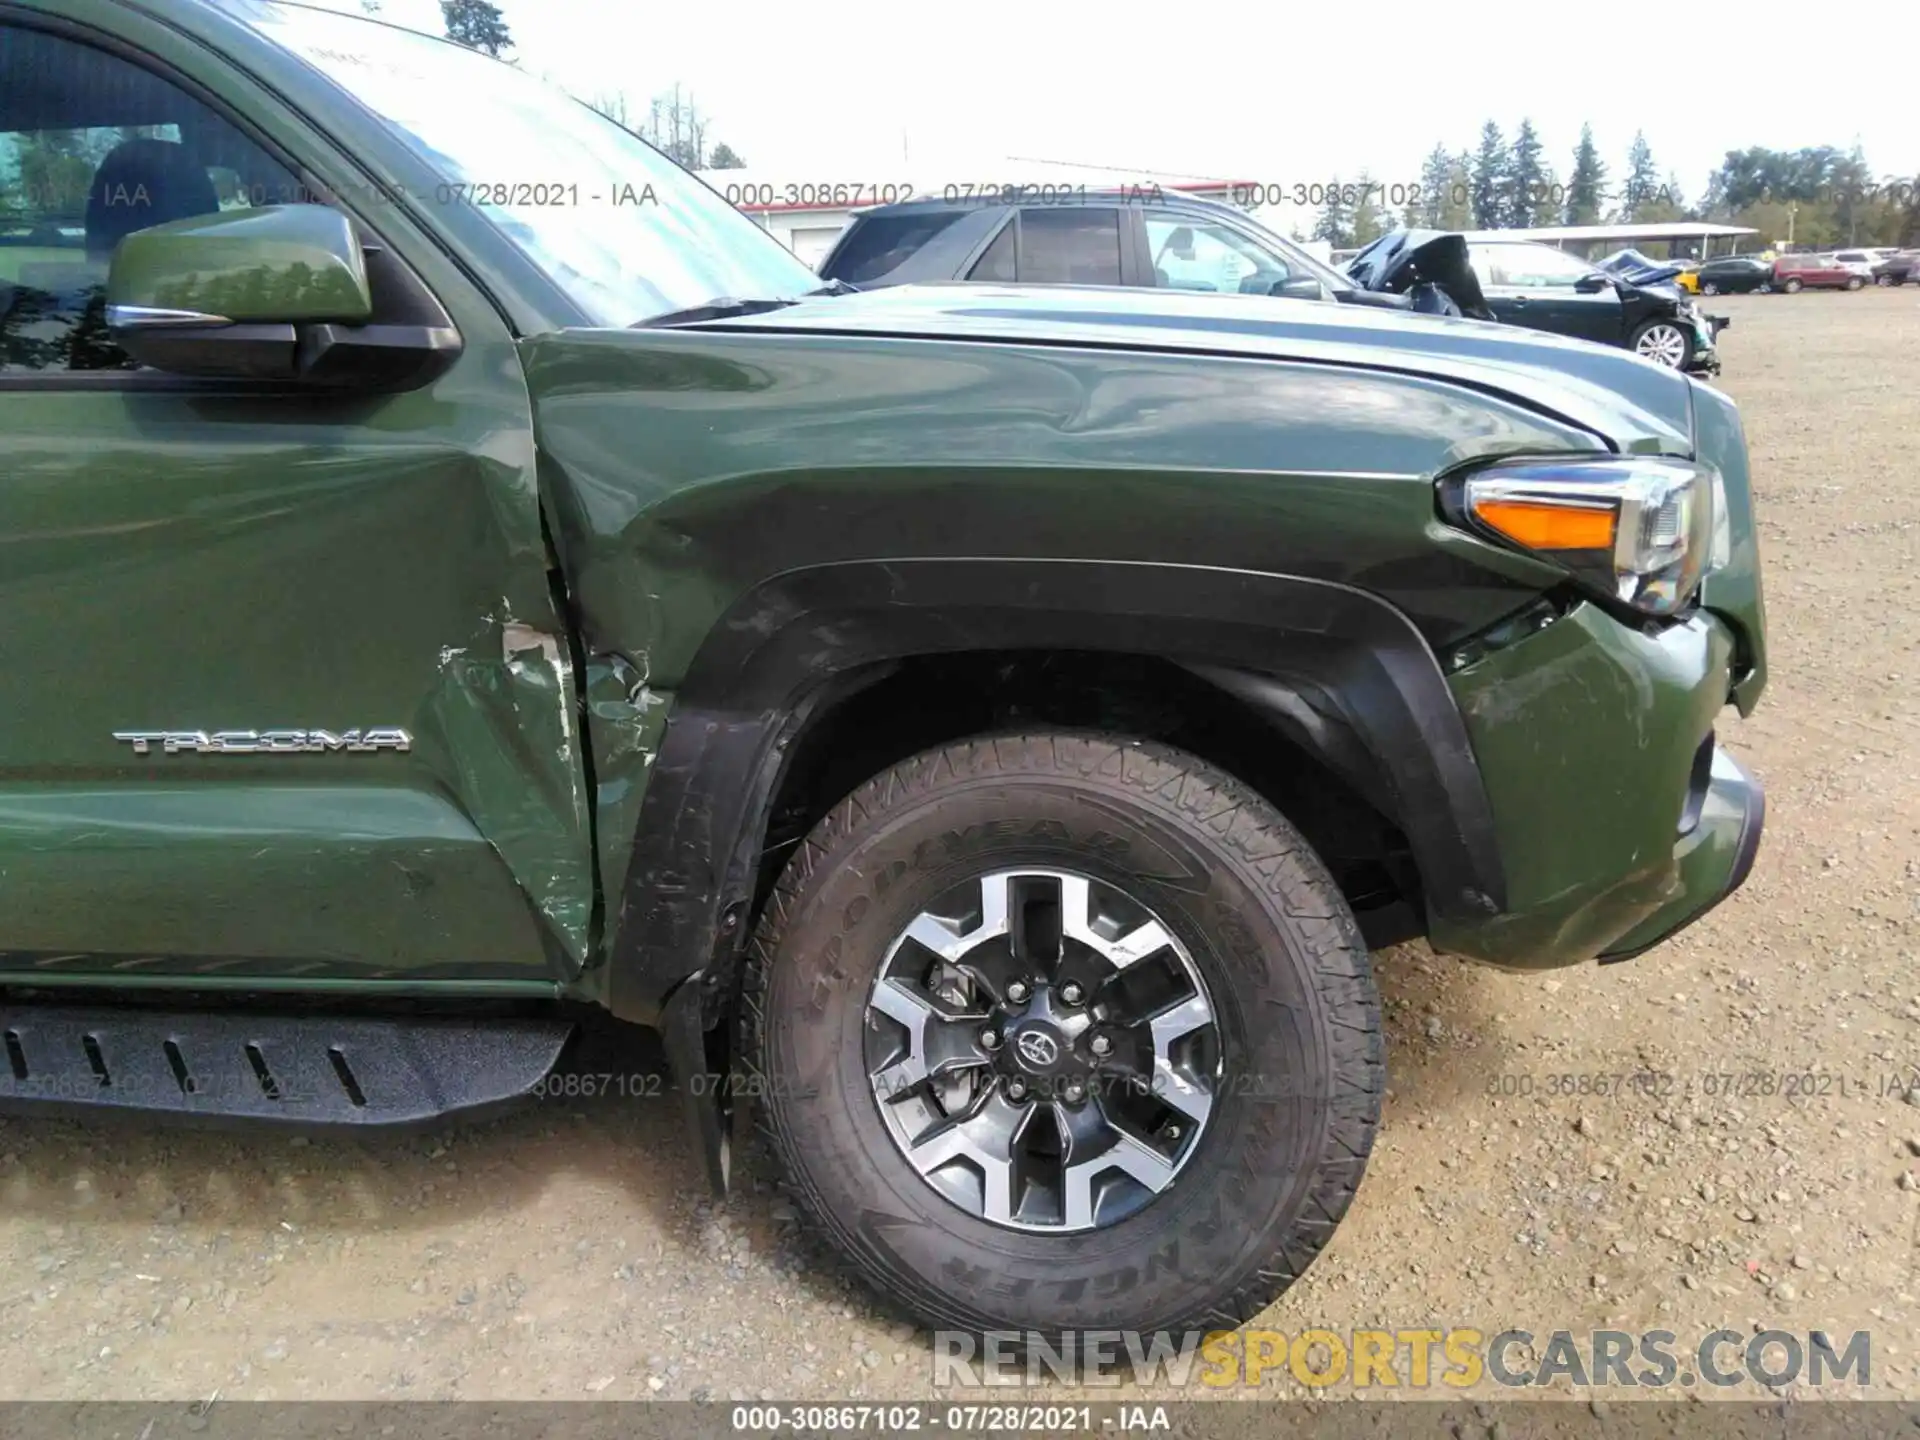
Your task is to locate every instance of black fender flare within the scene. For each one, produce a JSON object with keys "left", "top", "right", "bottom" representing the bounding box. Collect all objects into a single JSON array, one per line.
[{"left": 604, "top": 557, "right": 1506, "bottom": 1025}]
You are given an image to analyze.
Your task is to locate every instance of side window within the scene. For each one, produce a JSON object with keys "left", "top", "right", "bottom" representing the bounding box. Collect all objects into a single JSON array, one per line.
[
  {"left": 966, "top": 218, "right": 1016, "bottom": 282},
  {"left": 822, "top": 210, "right": 965, "bottom": 285},
  {"left": 0, "top": 24, "right": 302, "bottom": 374},
  {"left": 1143, "top": 212, "right": 1291, "bottom": 295},
  {"left": 1466, "top": 245, "right": 1505, "bottom": 289},
  {"left": 1491, "top": 245, "right": 1595, "bottom": 289},
  {"left": 1015, "top": 207, "right": 1122, "bottom": 285}
]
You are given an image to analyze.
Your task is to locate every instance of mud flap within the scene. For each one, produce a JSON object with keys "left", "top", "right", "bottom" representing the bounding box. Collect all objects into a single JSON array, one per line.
[{"left": 660, "top": 970, "right": 732, "bottom": 1196}]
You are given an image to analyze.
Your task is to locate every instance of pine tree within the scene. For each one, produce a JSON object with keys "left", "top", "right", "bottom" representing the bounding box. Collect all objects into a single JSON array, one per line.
[
  {"left": 706, "top": 142, "right": 746, "bottom": 170},
  {"left": 1619, "top": 131, "right": 1659, "bottom": 220},
  {"left": 1440, "top": 151, "right": 1476, "bottom": 229},
  {"left": 1471, "top": 121, "right": 1509, "bottom": 230},
  {"left": 1311, "top": 183, "right": 1355, "bottom": 248},
  {"left": 1415, "top": 144, "right": 1453, "bottom": 228},
  {"left": 1565, "top": 124, "right": 1608, "bottom": 224},
  {"left": 1504, "top": 119, "right": 1547, "bottom": 229},
  {"left": 1530, "top": 161, "right": 1562, "bottom": 226},
  {"left": 1349, "top": 174, "right": 1386, "bottom": 247},
  {"left": 441, "top": 0, "right": 511, "bottom": 57}
]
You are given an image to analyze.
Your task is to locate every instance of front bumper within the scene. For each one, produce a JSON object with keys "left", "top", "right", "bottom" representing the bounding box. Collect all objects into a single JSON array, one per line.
[
  {"left": 1685, "top": 312, "right": 1726, "bottom": 374},
  {"left": 1429, "top": 603, "right": 1761, "bottom": 969},
  {"left": 1596, "top": 746, "right": 1764, "bottom": 961}
]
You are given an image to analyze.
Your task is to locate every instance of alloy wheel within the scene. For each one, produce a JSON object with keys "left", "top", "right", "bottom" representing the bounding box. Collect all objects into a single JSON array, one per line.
[
  {"left": 1635, "top": 322, "right": 1690, "bottom": 368},
  {"left": 864, "top": 868, "right": 1219, "bottom": 1232}
]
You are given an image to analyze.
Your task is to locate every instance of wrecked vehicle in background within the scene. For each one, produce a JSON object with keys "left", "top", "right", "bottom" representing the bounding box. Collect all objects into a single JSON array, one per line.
[{"left": 1347, "top": 229, "right": 1727, "bottom": 374}]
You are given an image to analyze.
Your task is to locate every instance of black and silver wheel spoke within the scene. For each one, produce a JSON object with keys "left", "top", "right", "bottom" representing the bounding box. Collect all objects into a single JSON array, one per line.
[
  {"left": 866, "top": 867, "right": 1221, "bottom": 1233},
  {"left": 867, "top": 976, "right": 992, "bottom": 1102}
]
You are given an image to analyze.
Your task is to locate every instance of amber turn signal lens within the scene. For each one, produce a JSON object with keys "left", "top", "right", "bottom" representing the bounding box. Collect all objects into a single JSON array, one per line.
[{"left": 1469, "top": 497, "right": 1617, "bottom": 552}]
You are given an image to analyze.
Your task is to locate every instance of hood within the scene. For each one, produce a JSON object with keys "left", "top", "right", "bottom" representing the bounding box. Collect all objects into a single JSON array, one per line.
[
  {"left": 1599, "top": 248, "right": 1687, "bottom": 287},
  {"left": 1343, "top": 230, "right": 1494, "bottom": 320},
  {"left": 694, "top": 282, "right": 1693, "bottom": 455}
]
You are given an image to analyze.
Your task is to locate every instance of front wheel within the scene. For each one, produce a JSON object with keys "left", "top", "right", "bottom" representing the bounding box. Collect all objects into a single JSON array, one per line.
[
  {"left": 1845, "top": 276, "right": 1864, "bottom": 290},
  {"left": 1701, "top": 280, "right": 1721, "bottom": 295},
  {"left": 1876, "top": 274, "right": 1894, "bottom": 286},
  {"left": 742, "top": 732, "right": 1383, "bottom": 1336},
  {"left": 1632, "top": 317, "right": 1695, "bottom": 369},
  {"left": 1783, "top": 278, "right": 1804, "bottom": 293}
]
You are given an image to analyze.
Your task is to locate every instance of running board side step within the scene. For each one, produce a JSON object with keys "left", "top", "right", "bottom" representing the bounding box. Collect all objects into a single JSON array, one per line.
[{"left": 0, "top": 1006, "right": 574, "bottom": 1130}]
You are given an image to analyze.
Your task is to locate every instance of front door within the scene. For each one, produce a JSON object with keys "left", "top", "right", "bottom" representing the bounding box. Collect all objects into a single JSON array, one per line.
[
  {"left": 1470, "top": 242, "right": 1625, "bottom": 347},
  {"left": 0, "top": 18, "right": 594, "bottom": 988}
]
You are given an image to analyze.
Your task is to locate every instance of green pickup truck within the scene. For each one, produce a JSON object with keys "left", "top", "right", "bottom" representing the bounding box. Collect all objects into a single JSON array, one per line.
[{"left": 0, "top": 0, "right": 1766, "bottom": 1339}]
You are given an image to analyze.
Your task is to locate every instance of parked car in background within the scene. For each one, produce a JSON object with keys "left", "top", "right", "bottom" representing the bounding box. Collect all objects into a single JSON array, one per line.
[
  {"left": 819, "top": 191, "right": 1490, "bottom": 320},
  {"left": 1773, "top": 254, "right": 1864, "bottom": 292},
  {"left": 1833, "top": 248, "right": 1900, "bottom": 274},
  {"left": 1380, "top": 235, "right": 1723, "bottom": 373},
  {"left": 1693, "top": 256, "right": 1775, "bottom": 295},
  {"left": 1868, "top": 251, "right": 1917, "bottom": 286}
]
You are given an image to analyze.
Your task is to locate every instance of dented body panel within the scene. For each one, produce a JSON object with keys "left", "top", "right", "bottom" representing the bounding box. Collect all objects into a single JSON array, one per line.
[{"left": 0, "top": 359, "right": 596, "bottom": 980}]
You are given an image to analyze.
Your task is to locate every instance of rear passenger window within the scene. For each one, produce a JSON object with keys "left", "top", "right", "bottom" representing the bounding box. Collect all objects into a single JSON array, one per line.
[
  {"left": 966, "top": 220, "right": 1015, "bottom": 282},
  {"left": 1016, "top": 208, "right": 1122, "bottom": 285}
]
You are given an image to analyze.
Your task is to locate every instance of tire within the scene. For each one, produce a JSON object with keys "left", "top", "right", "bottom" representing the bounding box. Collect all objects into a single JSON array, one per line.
[
  {"left": 1631, "top": 317, "right": 1695, "bottom": 370},
  {"left": 1845, "top": 276, "right": 1864, "bottom": 290},
  {"left": 1701, "top": 280, "right": 1721, "bottom": 295},
  {"left": 742, "top": 732, "right": 1383, "bottom": 1337},
  {"left": 1757, "top": 282, "right": 1774, "bottom": 294},
  {"left": 1783, "top": 278, "right": 1803, "bottom": 293},
  {"left": 1876, "top": 274, "right": 1894, "bottom": 286}
]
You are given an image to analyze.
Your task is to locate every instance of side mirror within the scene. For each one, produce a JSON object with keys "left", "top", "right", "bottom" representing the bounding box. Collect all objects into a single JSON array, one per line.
[
  {"left": 107, "top": 204, "right": 459, "bottom": 388},
  {"left": 1271, "top": 276, "right": 1326, "bottom": 301},
  {"left": 1573, "top": 271, "right": 1613, "bottom": 294}
]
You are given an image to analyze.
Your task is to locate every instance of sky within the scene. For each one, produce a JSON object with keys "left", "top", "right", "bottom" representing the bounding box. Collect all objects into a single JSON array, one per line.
[{"left": 329, "top": 0, "right": 1920, "bottom": 210}]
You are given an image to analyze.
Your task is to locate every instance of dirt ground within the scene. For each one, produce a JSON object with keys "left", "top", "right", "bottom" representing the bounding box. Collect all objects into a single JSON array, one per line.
[{"left": 2, "top": 287, "right": 1917, "bottom": 1407}]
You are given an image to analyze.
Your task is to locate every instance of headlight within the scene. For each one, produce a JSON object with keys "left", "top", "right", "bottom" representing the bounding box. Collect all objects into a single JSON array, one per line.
[{"left": 1455, "top": 457, "right": 1718, "bottom": 616}]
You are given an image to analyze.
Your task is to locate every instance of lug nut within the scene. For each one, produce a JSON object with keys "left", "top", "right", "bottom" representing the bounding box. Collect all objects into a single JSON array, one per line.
[
  {"left": 979, "top": 1027, "right": 1001, "bottom": 1050},
  {"left": 1006, "top": 1078, "right": 1029, "bottom": 1101},
  {"left": 1060, "top": 981, "right": 1085, "bottom": 1005},
  {"left": 1062, "top": 1080, "right": 1086, "bottom": 1103},
  {"left": 1165, "top": 1124, "right": 1182, "bottom": 1141},
  {"left": 1006, "top": 979, "right": 1031, "bottom": 1003},
  {"left": 1089, "top": 1033, "right": 1112, "bottom": 1056}
]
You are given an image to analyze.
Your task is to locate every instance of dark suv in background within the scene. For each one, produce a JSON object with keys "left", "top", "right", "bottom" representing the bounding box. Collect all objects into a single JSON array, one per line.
[{"left": 820, "top": 189, "right": 1347, "bottom": 301}]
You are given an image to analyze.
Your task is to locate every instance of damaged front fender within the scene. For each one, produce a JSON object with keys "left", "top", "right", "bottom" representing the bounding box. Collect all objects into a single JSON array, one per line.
[{"left": 412, "top": 617, "right": 597, "bottom": 973}]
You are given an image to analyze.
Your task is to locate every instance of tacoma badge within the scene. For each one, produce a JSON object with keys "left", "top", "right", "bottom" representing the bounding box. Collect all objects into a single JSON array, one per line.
[{"left": 113, "top": 729, "right": 413, "bottom": 755}]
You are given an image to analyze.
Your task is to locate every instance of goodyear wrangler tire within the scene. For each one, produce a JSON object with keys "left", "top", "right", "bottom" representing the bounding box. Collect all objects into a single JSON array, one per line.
[{"left": 741, "top": 732, "right": 1383, "bottom": 1336}]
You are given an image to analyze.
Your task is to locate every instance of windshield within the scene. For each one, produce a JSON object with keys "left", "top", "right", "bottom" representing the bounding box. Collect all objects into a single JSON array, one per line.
[{"left": 220, "top": 2, "right": 820, "bottom": 325}]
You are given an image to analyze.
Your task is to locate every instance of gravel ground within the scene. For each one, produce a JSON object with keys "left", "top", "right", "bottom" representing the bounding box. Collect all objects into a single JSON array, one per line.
[{"left": 2, "top": 287, "right": 1917, "bottom": 1405}]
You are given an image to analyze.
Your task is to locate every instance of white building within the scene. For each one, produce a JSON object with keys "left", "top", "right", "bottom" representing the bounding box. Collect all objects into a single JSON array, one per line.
[{"left": 694, "top": 159, "right": 1258, "bottom": 268}]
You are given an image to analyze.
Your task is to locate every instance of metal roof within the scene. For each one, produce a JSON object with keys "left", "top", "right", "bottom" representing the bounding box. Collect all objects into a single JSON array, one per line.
[{"left": 1461, "top": 222, "right": 1759, "bottom": 242}]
